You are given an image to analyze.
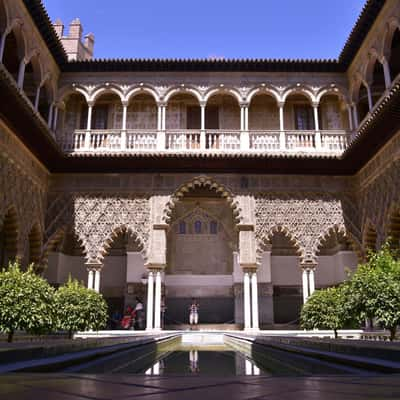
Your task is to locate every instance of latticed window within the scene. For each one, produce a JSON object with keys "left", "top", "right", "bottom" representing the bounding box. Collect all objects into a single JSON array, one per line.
[
  {"left": 179, "top": 221, "right": 186, "bottom": 234},
  {"left": 210, "top": 221, "right": 218, "bottom": 234},
  {"left": 194, "top": 220, "right": 202, "bottom": 234}
]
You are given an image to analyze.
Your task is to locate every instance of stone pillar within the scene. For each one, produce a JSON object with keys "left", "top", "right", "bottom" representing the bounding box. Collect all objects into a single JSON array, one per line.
[
  {"left": 366, "top": 84, "right": 373, "bottom": 111},
  {"left": 53, "top": 105, "right": 59, "bottom": 132},
  {"left": 121, "top": 102, "right": 128, "bottom": 150},
  {"left": 200, "top": 102, "right": 206, "bottom": 150},
  {"left": 243, "top": 271, "right": 251, "bottom": 330},
  {"left": 87, "top": 268, "right": 94, "bottom": 289},
  {"left": 94, "top": 268, "right": 101, "bottom": 292},
  {"left": 251, "top": 271, "right": 259, "bottom": 330},
  {"left": 302, "top": 267, "right": 309, "bottom": 303},
  {"left": 85, "top": 103, "right": 93, "bottom": 149},
  {"left": 17, "top": 59, "right": 26, "bottom": 88},
  {"left": 157, "top": 103, "right": 166, "bottom": 150},
  {"left": 347, "top": 105, "right": 353, "bottom": 131},
  {"left": 382, "top": 58, "right": 391, "bottom": 89},
  {"left": 34, "top": 86, "right": 41, "bottom": 111},
  {"left": 47, "top": 103, "right": 54, "bottom": 128},
  {"left": 146, "top": 270, "right": 154, "bottom": 330},
  {"left": 352, "top": 103, "right": 359, "bottom": 129},
  {"left": 0, "top": 31, "right": 7, "bottom": 63},
  {"left": 309, "top": 266, "right": 315, "bottom": 296},
  {"left": 278, "top": 102, "right": 285, "bottom": 150},
  {"left": 240, "top": 104, "right": 249, "bottom": 150},
  {"left": 313, "top": 103, "right": 321, "bottom": 150},
  {"left": 154, "top": 270, "right": 162, "bottom": 330}
]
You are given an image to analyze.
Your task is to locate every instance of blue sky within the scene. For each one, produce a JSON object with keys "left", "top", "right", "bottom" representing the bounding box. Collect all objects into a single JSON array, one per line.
[{"left": 43, "top": 0, "right": 366, "bottom": 60}]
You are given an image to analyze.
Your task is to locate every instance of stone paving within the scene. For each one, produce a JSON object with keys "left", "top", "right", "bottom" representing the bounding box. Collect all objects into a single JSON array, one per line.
[{"left": 1, "top": 374, "right": 400, "bottom": 400}]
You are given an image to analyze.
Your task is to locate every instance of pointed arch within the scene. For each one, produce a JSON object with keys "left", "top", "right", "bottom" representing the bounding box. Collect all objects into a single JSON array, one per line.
[
  {"left": 98, "top": 225, "right": 146, "bottom": 262},
  {"left": 0, "top": 206, "right": 19, "bottom": 266},
  {"left": 163, "top": 176, "right": 241, "bottom": 224}
]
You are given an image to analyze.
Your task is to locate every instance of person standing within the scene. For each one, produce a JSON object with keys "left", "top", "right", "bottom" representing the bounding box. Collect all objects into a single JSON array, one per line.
[
  {"left": 134, "top": 297, "right": 144, "bottom": 330},
  {"left": 189, "top": 298, "right": 199, "bottom": 327}
]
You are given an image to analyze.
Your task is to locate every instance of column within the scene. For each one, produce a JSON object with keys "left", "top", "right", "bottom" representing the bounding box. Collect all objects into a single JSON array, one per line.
[
  {"left": 87, "top": 268, "right": 94, "bottom": 289},
  {"left": 154, "top": 270, "right": 162, "bottom": 330},
  {"left": 200, "top": 102, "right": 206, "bottom": 150},
  {"left": 85, "top": 103, "right": 93, "bottom": 149},
  {"left": 94, "top": 268, "right": 101, "bottom": 292},
  {"left": 278, "top": 102, "right": 285, "bottom": 150},
  {"left": 251, "top": 271, "right": 259, "bottom": 330},
  {"left": 352, "top": 103, "right": 359, "bottom": 129},
  {"left": 47, "top": 103, "right": 54, "bottom": 128},
  {"left": 347, "top": 105, "right": 354, "bottom": 131},
  {"left": 17, "top": 60, "right": 26, "bottom": 88},
  {"left": 53, "top": 105, "right": 59, "bottom": 132},
  {"left": 243, "top": 271, "right": 251, "bottom": 330},
  {"left": 366, "top": 84, "right": 373, "bottom": 111},
  {"left": 157, "top": 103, "right": 166, "bottom": 150},
  {"left": 34, "top": 86, "right": 41, "bottom": 110},
  {"left": 382, "top": 58, "right": 391, "bottom": 89},
  {"left": 313, "top": 103, "right": 321, "bottom": 150},
  {"left": 240, "top": 104, "right": 249, "bottom": 150},
  {"left": 309, "top": 267, "right": 315, "bottom": 297},
  {"left": 121, "top": 102, "right": 128, "bottom": 150},
  {"left": 0, "top": 31, "right": 7, "bottom": 63},
  {"left": 302, "top": 267, "right": 309, "bottom": 303},
  {"left": 146, "top": 270, "right": 154, "bottom": 330}
]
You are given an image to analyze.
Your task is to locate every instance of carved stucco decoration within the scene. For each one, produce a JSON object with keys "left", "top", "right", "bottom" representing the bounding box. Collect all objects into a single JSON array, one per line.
[
  {"left": 255, "top": 193, "right": 355, "bottom": 264},
  {"left": 43, "top": 193, "right": 150, "bottom": 264},
  {"left": 0, "top": 153, "right": 46, "bottom": 260}
]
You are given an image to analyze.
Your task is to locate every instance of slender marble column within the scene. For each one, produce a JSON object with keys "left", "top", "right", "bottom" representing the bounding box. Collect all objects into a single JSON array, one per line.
[
  {"left": 0, "top": 32, "right": 7, "bottom": 63},
  {"left": 382, "top": 58, "right": 391, "bottom": 89},
  {"left": 244, "top": 271, "right": 251, "bottom": 330},
  {"left": 309, "top": 267, "right": 315, "bottom": 296},
  {"left": 47, "top": 103, "right": 54, "bottom": 127},
  {"left": 302, "top": 267, "right": 309, "bottom": 303},
  {"left": 347, "top": 105, "right": 354, "bottom": 131},
  {"left": 146, "top": 271, "right": 154, "bottom": 330},
  {"left": 94, "top": 268, "right": 101, "bottom": 292},
  {"left": 200, "top": 103, "right": 206, "bottom": 149},
  {"left": 121, "top": 103, "right": 127, "bottom": 150},
  {"left": 53, "top": 106, "right": 59, "bottom": 132},
  {"left": 352, "top": 104, "right": 359, "bottom": 129},
  {"left": 154, "top": 270, "right": 162, "bottom": 330},
  {"left": 85, "top": 104, "right": 93, "bottom": 149},
  {"left": 17, "top": 60, "right": 26, "bottom": 88},
  {"left": 34, "top": 86, "right": 41, "bottom": 110},
  {"left": 251, "top": 272, "right": 259, "bottom": 330},
  {"left": 87, "top": 269, "right": 94, "bottom": 290},
  {"left": 279, "top": 103, "right": 285, "bottom": 150},
  {"left": 313, "top": 104, "right": 321, "bottom": 149},
  {"left": 366, "top": 84, "right": 373, "bottom": 111}
]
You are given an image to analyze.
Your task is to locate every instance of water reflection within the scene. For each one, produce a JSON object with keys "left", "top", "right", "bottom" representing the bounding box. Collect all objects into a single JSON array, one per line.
[{"left": 143, "top": 350, "right": 262, "bottom": 376}]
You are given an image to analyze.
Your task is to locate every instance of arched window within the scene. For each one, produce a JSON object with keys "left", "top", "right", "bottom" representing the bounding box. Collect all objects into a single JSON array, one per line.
[
  {"left": 179, "top": 221, "right": 186, "bottom": 234},
  {"left": 210, "top": 221, "right": 218, "bottom": 234},
  {"left": 194, "top": 221, "right": 202, "bottom": 234}
]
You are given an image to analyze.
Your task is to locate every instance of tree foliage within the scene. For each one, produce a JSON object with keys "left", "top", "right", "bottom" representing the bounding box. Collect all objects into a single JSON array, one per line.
[
  {"left": 300, "top": 285, "right": 351, "bottom": 338},
  {"left": 54, "top": 278, "right": 108, "bottom": 338},
  {"left": 0, "top": 262, "right": 55, "bottom": 342}
]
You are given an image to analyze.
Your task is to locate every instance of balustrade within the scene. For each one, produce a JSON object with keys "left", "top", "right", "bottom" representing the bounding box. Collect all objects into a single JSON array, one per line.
[{"left": 62, "top": 129, "right": 349, "bottom": 155}]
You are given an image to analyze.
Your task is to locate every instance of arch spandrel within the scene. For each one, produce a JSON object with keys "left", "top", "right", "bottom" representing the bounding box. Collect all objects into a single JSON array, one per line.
[{"left": 161, "top": 176, "right": 243, "bottom": 226}]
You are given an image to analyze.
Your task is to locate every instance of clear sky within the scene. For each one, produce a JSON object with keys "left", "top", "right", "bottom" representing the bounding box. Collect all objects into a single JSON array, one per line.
[{"left": 42, "top": 0, "right": 367, "bottom": 60}]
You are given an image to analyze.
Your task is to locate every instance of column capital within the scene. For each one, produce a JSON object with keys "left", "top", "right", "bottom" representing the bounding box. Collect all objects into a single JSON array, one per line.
[
  {"left": 121, "top": 100, "right": 129, "bottom": 107},
  {"left": 277, "top": 101, "right": 285, "bottom": 108},
  {"left": 239, "top": 102, "right": 249, "bottom": 108},
  {"left": 87, "top": 100, "right": 95, "bottom": 108},
  {"left": 237, "top": 223, "right": 254, "bottom": 232},
  {"left": 312, "top": 101, "right": 320, "bottom": 108},
  {"left": 300, "top": 262, "right": 317, "bottom": 272},
  {"left": 199, "top": 100, "right": 207, "bottom": 108},
  {"left": 241, "top": 264, "right": 258, "bottom": 273},
  {"left": 145, "top": 264, "right": 165, "bottom": 272},
  {"left": 85, "top": 262, "right": 103, "bottom": 272},
  {"left": 157, "top": 101, "right": 167, "bottom": 107}
]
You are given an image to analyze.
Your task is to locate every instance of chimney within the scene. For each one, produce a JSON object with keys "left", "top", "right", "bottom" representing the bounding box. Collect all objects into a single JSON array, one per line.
[
  {"left": 84, "top": 33, "right": 95, "bottom": 57},
  {"left": 53, "top": 18, "right": 64, "bottom": 38},
  {"left": 68, "top": 18, "right": 83, "bottom": 40}
]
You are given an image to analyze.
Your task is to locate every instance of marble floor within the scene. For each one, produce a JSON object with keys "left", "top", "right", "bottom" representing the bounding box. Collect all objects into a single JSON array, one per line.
[{"left": 0, "top": 374, "right": 400, "bottom": 400}]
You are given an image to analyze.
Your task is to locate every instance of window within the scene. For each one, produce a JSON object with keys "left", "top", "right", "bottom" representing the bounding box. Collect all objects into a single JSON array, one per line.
[
  {"left": 210, "top": 221, "right": 218, "bottom": 234},
  {"left": 179, "top": 221, "right": 186, "bottom": 234},
  {"left": 294, "top": 105, "right": 314, "bottom": 130},
  {"left": 194, "top": 221, "right": 202, "bottom": 234}
]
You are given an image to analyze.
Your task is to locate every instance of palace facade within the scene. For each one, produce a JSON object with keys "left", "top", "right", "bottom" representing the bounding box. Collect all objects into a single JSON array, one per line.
[{"left": 0, "top": 0, "right": 399, "bottom": 329}]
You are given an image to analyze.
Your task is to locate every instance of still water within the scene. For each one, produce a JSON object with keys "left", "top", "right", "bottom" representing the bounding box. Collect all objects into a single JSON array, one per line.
[{"left": 67, "top": 341, "right": 367, "bottom": 376}]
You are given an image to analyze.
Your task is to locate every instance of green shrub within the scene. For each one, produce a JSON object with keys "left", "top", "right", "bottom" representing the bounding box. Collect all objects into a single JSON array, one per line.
[
  {"left": 0, "top": 262, "right": 55, "bottom": 342},
  {"left": 54, "top": 278, "right": 108, "bottom": 338}
]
